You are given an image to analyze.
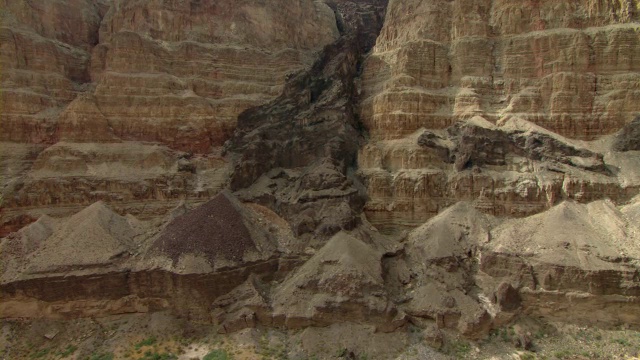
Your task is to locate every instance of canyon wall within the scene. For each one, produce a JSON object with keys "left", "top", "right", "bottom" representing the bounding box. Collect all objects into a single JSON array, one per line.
[
  {"left": 1, "top": 0, "right": 640, "bottom": 344},
  {"left": 358, "top": 0, "right": 640, "bottom": 230},
  {"left": 0, "top": 0, "right": 340, "bottom": 233}
]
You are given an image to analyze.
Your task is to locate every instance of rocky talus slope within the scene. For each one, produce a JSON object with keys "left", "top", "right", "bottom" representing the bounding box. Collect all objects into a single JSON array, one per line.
[{"left": 1, "top": 0, "right": 640, "bottom": 355}]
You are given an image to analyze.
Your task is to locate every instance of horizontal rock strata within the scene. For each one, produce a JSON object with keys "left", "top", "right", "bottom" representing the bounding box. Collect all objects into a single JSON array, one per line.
[{"left": 358, "top": 0, "right": 640, "bottom": 231}]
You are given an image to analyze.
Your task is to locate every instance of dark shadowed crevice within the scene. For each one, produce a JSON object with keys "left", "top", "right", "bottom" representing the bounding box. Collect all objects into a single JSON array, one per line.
[{"left": 224, "top": 0, "right": 388, "bottom": 240}]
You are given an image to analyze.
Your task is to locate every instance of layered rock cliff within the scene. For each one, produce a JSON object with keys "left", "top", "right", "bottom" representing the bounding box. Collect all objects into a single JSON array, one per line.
[
  {"left": 1, "top": 0, "right": 341, "bottom": 234},
  {"left": 1, "top": 0, "right": 640, "bottom": 353},
  {"left": 359, "top": 0, "right": 640, "bottom": 231}
]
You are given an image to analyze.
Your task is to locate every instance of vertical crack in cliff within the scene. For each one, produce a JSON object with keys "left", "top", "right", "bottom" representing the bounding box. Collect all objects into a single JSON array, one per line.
[{"left": 224, "top": 0, "right": 387, "bottom": 239}]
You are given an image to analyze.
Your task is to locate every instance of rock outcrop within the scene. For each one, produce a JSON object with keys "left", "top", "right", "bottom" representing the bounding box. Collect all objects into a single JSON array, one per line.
[
  {"left": 383, "top": 198, "right": 640, "bottom": 338},
  {"left": 482, "top": 199, "right": 640, "bottom": 327},
  {"left": 271, "top": 232, "right": 401, "bottom": 331},
  {"left": 3, "top": 198, "right": 639, "bottom": 339},
  {"left": 225, "top": 0, "right": 387, "bottom": 239},
  {"left": 614, "top": 115, "right": 640, "bottom": 152},
  {"left": 359, "top": 115, "right": 640, "bottom": 232},
  {"left": 0, "top": 0, "right": 341, "bottom": 234},
  {"left": 358, "top": 0, "right": 640, "bottom": 231},
  {"left": 0, "top": 141, "right": 231, "bottom": 236},
  {"left": 1, "top": 0, "right": 640, "bottom": 351}
]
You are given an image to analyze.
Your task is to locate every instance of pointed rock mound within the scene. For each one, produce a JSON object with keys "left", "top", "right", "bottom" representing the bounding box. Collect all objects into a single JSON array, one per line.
[
  {"left": 407, "top": 202, "right": 495, "bottom": 262},
  {"left": 487, "top": 200, "right": 640, "bottom": 269},
  {"left": 481, "top": 200, "right": 640, "bottom": 327},
  {"left": 1, "top": 215, "right": 57, "bottom": 282},
  {"left": 25, "top": 202, "right": 139, "bottom": 274},
  {"left": 149, "top": 191, "right": 275, "bottom": 269},
  {"left": 272, "top": 232, "right": 399, "bottom": 329},
  {"left": 402, "top": 202, "right": 495, "bottom": 339}
]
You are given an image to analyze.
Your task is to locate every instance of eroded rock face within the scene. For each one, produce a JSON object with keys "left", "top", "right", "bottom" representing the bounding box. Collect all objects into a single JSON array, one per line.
[
  {"left": 225, "top": 0, "right": 387, "bottom": 239},
  {"left": 358, "top": 0, "right": 640, "bottom": 232},
  {"left": 613, "top": 115, "right": 640, "bottom": 152},
  {"left": 362, "top": 0, "right": 640, "bottom": 140},
  {"left": 4, "top": 198, "right": 638, "bottom": 340},
  {"left": 270, "top": 232, "right": 401, "bottom": 331},
  {"left": 0, "top": 0, "right": 107, "bottom": 144},
  {"left": 0, "top": 0, "right": 340, "bottom": 232},
  {"left": 481, "top": 199, "right": 640, "bottom": 327},
  {"left": 71, "top": 0, "right": 339, "bottom": 152},
  {"left": 0, "top": 141, "right": 231, "bottom": 237},
  {"left": 1, "top": 0, "right": 339, "bottom": 150},
  {"left": 384, "top": 198, "right": 640, "bottom": 339},
  {"left": 1, "top": 0, "right": 640, "bottom": 348},
  {"left": 360, "top": 115, "right": 640, "bottom": 232}
]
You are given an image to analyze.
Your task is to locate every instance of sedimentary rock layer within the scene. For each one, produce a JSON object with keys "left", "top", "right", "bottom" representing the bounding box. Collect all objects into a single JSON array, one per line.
[
  {"left": 3, "top": 198, "right": 639, "bottom": 337},
  {"left": 226, "top": 0, "right": 387, "bottom": 239},
  {"left": 0, "top": 0, "right": 340, "bottom": 231},
  {"left": 358, "top": 0, "right": 640, "bottom": 231},
  {"left": 1, "top": 0, "right": 339, "bottom": 151},
  {"left": 362, "top": 0, "right": 640, "bottom": 140}
]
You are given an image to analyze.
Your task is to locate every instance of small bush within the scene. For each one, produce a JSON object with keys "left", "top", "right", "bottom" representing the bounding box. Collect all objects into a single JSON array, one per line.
[
  {"left": 553, "top": 350, "right": 571, "bottom": 359},
  {"left": 59, "top": 345, "right": 78, "bottom": 357},
  {"left": 203, "top": 349, "right": 233, "bottom": 360},
  {"left": 135, "top": 337, "right": 158, "bottom": 349},
  {"left": 449, "top": 340, "right": 471, "bottom": 357},
  {"left": 30, "top": 348, "right": 50, "bottom": 359},
  {"left": 612, "top": 338, "right": 631, "bottom": 347},
  {"left": 140, "top": 350, "right": 177, "bottom": 360},
  {"left": 87, "top": 352, "right": 115, "bottom": 360}
]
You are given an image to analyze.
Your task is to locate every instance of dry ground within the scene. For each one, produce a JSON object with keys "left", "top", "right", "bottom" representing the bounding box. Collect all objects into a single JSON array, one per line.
[{"left": 2, "top": 312, "right": 639, "bottom": 360}]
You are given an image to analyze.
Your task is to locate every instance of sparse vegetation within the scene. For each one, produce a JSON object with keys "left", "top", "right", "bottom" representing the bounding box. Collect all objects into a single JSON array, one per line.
[
  {"left": 30, "top": 348, "right": 50, "bottom": 359},
  {"left": 135, "top": 336, "right": 158, "bottom": 349},
  {"left": 612, "top": 338, "right": 631, "bottom": 347},
  {"left": 257, "top": 335, "right": 288, "bottom": 359},
  {"left": 87, "top": 352, "right": 114, "bottom": 360},
  {"left": 203, "top": 349, "right": 233, "bottom": 360},
  {"left": 552, "top": 349, "right": 572, "bottom": 359},
  {"left": 58, "top": 345, "right": 78, "bottom": 357},
  {"left": 139, "top": 350, "right": 178, "bottom": 360},
  {"left": 448, "top": 339, "right": 472, "bottom": 357}
]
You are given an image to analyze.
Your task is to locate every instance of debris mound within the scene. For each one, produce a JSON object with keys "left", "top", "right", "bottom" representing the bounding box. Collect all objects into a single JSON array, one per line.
[
  {"left": 151, "top": 191, "right": 256, "bottom": 265},
  {"left": 272, "top": 232, "right": 399, "bottom": 329},
  {"left": 25, "top": 201, "right": 139, "bottom": 274}
]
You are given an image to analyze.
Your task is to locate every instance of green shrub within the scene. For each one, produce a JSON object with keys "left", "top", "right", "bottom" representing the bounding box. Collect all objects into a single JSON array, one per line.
[
  {"left": 87, "top": 352, "right": 114, "bottom": 360},
  {"left": 553, "top": 350, "right": 571, "bottom": 359},
  {"left": 135, "top": 337, "right": 158, "bottom": 349},
  {"left": 612, "top": 338, "right": 631, "bottom": 346},
  {"left": 30, "top": 348, "right": 50, "bottom": 359},
  {"left": 59, "top": 345, "right": 78, "bottom": 357},
  {"left": 139, "top": 351, "right": 177, "bottom": 360},
  {"left": 203, "top": 349, "right": 234, "bottom": 360}
]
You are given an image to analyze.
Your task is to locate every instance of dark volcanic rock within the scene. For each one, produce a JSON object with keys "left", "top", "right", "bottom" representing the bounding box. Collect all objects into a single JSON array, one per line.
[
  {"left": 151, "top": 191, "right": 255, "bottom": 265},
  {"left": 613, "top": 116, "right": 640, "bottom": 152},
  {"left": 418, "top": 118, "right": 609, "bottom": 174},
  {"left": 495, "top": 282, "right": 522, "bottom": 312},
  {"left": 225, "top": 1, "right": 387, "bottom": 239}
]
